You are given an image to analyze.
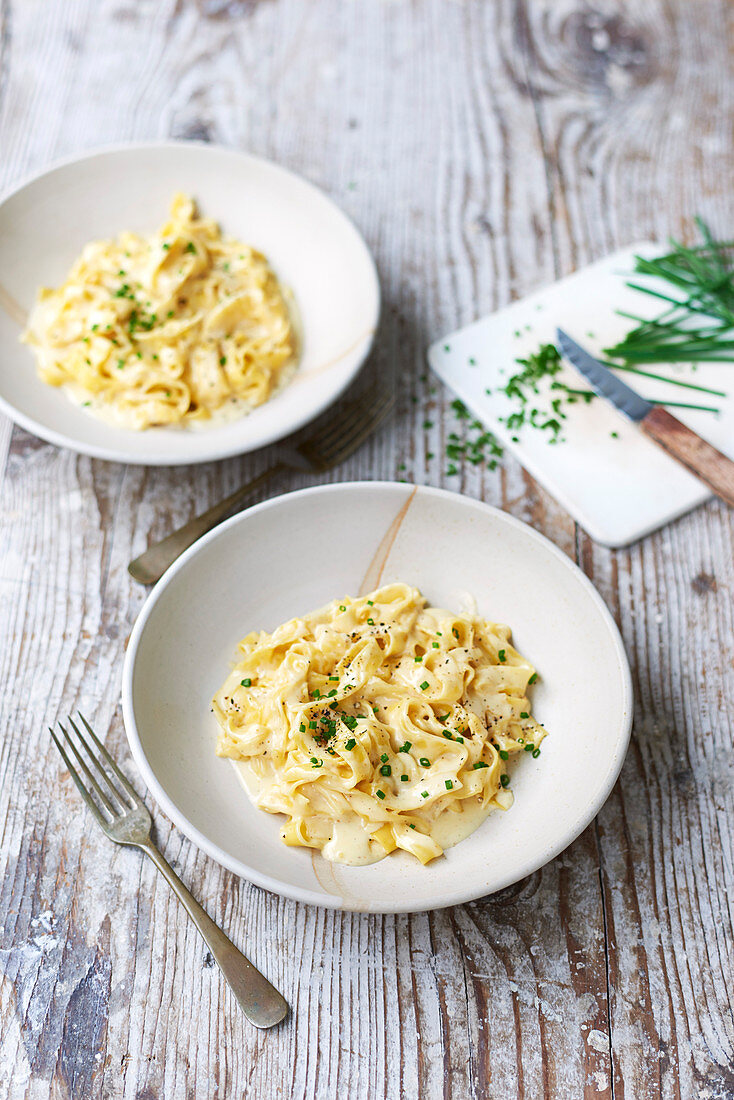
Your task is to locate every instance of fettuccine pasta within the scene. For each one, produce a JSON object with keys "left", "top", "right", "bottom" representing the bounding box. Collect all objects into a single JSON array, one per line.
[
  {"left": 21, "top": 194, "right": 297, "bottom": 430},
  {"left": 213, "top": 583, "right": 545, "bottom": 866}
]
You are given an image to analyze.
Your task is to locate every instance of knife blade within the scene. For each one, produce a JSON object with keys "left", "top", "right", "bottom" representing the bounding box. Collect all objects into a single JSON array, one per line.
[
  {"left": 556, "top": 329, "right": 652, "bottom": 421},
  {"left": 556, "top": 328, "right": 734, "bottom": 508}
]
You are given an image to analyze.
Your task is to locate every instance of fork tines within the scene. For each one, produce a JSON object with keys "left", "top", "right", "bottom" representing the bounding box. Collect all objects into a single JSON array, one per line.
[
  {"left": 49, "top": 714, "right": 140, "bottom": 823},
  {"left": 299, "top": 382, "right": 394, "bottom": 468}
]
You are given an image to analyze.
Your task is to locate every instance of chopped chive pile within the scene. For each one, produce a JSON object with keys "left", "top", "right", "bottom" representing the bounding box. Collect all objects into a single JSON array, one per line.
[{"left": 445, "top": 400, "right": 504, "bottom": 473}]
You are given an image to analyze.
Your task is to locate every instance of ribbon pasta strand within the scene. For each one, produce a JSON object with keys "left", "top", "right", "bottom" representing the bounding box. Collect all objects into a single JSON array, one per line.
[
  {"left": 22, "top": 194, "right": 297, "bottom": 430},
  {"left": 213, "top": 583, "right": 546, "bottom": 866}
]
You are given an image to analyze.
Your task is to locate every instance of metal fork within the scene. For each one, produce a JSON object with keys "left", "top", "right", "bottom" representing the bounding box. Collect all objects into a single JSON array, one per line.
[
  {"left": 49, "top": 713, "right": 288, "bottom": 1029},
  {"left": 128, "top": 382, "right": 395, "bottom": 585}
]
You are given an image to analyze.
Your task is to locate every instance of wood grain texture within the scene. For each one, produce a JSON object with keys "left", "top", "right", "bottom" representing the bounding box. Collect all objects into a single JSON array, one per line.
[{"left": 0, "top": 1, "right": 733, "bottom": 1098}]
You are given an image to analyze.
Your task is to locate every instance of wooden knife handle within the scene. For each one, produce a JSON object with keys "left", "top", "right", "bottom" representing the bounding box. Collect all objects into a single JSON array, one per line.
[{"left": 641, "top": 406, "right": 734, "bottom": 507}]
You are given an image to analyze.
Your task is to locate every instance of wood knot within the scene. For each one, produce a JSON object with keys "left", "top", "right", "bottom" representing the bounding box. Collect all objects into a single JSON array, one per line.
[
  {"left": 173, "top": 121, "right": 215, "bottom": 144},
  {"left": 194, "top": 0, "right": 265, "bottom": 17},
  {"left": 562, "top": 9, "right": 652, "bottom": 92},
  {"left": 691, "top": 571, "right": 717, "bottom": 596}
]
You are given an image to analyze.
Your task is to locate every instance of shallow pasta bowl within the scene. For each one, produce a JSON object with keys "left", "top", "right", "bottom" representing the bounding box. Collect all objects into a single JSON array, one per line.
[
  {"left": 0, "top": 142, "right": 379, "bottom": 465},
  {"left": 122, "top": 482, "right": 633, "bottom": 913}
]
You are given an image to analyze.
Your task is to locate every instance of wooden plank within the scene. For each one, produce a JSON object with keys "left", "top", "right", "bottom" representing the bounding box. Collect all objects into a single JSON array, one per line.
[{"left": 0, "top": 1, "right": 732, "bottom": 1098}]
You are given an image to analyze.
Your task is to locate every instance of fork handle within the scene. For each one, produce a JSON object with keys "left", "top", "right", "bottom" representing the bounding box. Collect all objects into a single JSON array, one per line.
[
  {"left": 138, "top": 839, "right": 288, "bottom": 1028},
  {"left": 128, "top": 462, "right": 288, "bottom": 585}
]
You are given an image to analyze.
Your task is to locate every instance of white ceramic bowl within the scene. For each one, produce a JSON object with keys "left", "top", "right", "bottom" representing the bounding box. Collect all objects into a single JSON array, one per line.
[
  {"left": 0, "top": 143, "right": 379, "bottom": 464},
  {"left": 122, "top": 483, "right": 632, "bottom": 912}
]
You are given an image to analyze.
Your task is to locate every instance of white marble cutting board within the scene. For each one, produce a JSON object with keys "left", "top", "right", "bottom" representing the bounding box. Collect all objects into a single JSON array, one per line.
[{"left": 428, "top": 244, "right": 734, "bottom": 547}]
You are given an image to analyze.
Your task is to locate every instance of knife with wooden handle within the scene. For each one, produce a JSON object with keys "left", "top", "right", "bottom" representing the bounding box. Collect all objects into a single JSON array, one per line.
[{"left": 557, "top": 328, "right": 734, "bottom": 508}]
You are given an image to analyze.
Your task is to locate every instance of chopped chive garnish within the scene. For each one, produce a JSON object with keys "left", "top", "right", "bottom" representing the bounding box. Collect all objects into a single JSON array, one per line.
[
  {"left": 184, "top": 242, "right": 197, "bottom": 254},
  {"left": 473, "top": 761, "right": 489, "bottom": 769},
  {"left": 376, "top": 789, "right": 386, "bottom": 800},
  {"left": 409, "top": 823, "right": 416, "bottom": 829},
  {"left": 311, "top": 758, "right": 323, "bottom": 768},
  {"left": 345, "top": 738, "right": 356, "bottom": 750},
  {"left": 401, "top": 774, "right": 409, "bottom": 782},
  {"left": 241, "top": 678, "right": 251, "bottom": 687},
  {"left": 339, "top": 604, "right": 346, "bottom": 611},
  {"left": 520, "top": 711, "right": 529, "bottom": 719},
  {"left": 367, "top": 618, "right": 375, "bottom": 625},
  {"left": 498, "top": 649, "right": 506, "bottom": 662},
  {"left": 445, "top": 779, "right": 453, "bottom": 790},
  {"left": 414, "top": 656, "right": 423, "bottom": 663},
  {"left": 367, "top": 599, "right": 374, "bottom": 605},
  {"left": 421, "top": 791, "right": 429, "bottom": 798},
  {"left": 329, "top": 676, "right": 339, "bottom": 682},
  {"left": 419, "top": 757, "right": 430, "bottom": 767},
  {"left": 399, "top": 741, "right": 412, "bottom": 753},
  {"left": 532, "top": 748, "right": 541, "bottom": 758},
  {"left": 299, "top": 723, "right": 306, "bottom": 732},
  {"left": 499, "top": 749, "right": 509, "bottom": 760},
  {"left": 500, "top": 774, "right": 509, "bottom": 787},
  {"left": 381, "top": 753, "right": 389, "bottom": 763},
  {"left": 432, "top": 642, "right": 440, "bottom": 648},
  {"left": 528, "top": 673, "right": 538, "bottom": 684},
  {"left": 380, "top": 764, "right": 391, "bottom": 776},
  {"left": 309, "top": 721, "right": 317, "bottom": 730},
  {"left": 524, "top": 743, "right": 535, "bottom": 753},
  {"left": 420, "top": 681, "right": 429, "bottom": 691}
]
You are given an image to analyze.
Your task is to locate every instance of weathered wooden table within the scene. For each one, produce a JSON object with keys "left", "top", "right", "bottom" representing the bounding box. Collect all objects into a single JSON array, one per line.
[{"left": 1, "top": 2, "right": 732, "bottom": 1097}]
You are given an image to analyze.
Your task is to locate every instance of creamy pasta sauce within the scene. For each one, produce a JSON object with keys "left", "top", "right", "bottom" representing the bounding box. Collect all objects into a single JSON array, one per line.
[
  {"left": 213, "top": 583, "right": 545, "bottom": 866},
  {"left": 22, "top": 194, "right": 297, "bottom": 430}
]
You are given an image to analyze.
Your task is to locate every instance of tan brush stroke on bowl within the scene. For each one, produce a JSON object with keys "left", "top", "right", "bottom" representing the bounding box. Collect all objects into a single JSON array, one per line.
[
  {"left": 290, "top": 325, "right": 377, "bottom": 386},
  {"left": 309, "top": 485, "right": 420, "bottom": 901},
  {"left": 358, "top": 485, "right": 418, "bottom": 595},
  {"left": 0, "top": 282, "right": 28, "bottom": 327}
]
